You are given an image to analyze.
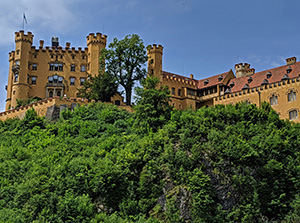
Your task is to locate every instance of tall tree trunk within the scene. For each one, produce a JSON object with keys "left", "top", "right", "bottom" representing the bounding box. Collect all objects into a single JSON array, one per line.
[{"left": 125, "top": 87, "right": 132, "bottom": 105}]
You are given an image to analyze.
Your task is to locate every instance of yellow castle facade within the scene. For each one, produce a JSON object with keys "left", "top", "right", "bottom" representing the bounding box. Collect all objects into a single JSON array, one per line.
[
  {"left": 147, "top": 44, "right": 300, "bottom": 122},
  {"left": 4, "top": 31, "right": 300, "bottom": 123},
  {"left": 5, "top": 30, "right": 123, "bottom": 111}
]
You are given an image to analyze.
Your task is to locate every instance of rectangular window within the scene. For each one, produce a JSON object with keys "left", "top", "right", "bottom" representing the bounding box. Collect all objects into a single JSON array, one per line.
[
  {"left": 81, "top": 65, "right": 86, "bottom": 72},
  {"left": 71, "top": 65, "right": 75, "bottom": 71},
  {"left": 289, "top": 110, "right": 298, "bottom": 120},
  {"left": 172, "top": 88, "right": 175, "bottom": 95},
  {"left": 178, "top": 89, "right": 181, "bottom": 96},
  {"left": 58, "top": 76, "right": 63, "bottom": 83},
  {"left": 32, "top": 64, "right": 37, "bottom": 70},
  {"left": 80, "top": 77, "right": 85, "bottom": 85},
  {"left": 14, "top": 74, "right": 19, "bottom": 82},
  {"left": 70, "top": 77, "right": 75, "bottom": 86},
  {"left": 48, "top": 76, "right": 53, "bottom": 83},
  {"left": 270, "top": 95, "right": 278, "bottom": 105},
  {"left": 31, "top": 76, "right": 37, "bottom": 85},
  {"left": 288, "top": 91, "right": 296, "bottom": 102}
]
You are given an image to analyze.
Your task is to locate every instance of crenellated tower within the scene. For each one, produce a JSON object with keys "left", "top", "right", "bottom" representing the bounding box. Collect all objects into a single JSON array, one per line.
[
  {"left": 235, "top": 63, "right": 251, "bottom": 78},
  {"left": 147, "top": 44, "right": 163, "bottom": 83},
  {"left": 6, "top": 31, "right": 34, "bottom": 110},
  {"left": 86, "top": 33, "right": 107, "bottom": 76}
]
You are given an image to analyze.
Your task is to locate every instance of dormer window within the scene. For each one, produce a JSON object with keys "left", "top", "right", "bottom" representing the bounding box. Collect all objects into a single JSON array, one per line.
[
  {"left": 282, "top": 74, "right": 289, "bottom": 81},
  {"left": 261, "top": 79, "right": 269, "bottom": 85},
  {"left": 218, "top": 75, "right": 223, "bottom": 82},
  {"left": 287, "top": 66, "right": 292, "bottom": 74},
  {"left": 242, "top": 84, "right": 249, "bottom": 90},
  {"left": 204, "top": 80, "right": 209, "bottom": 86},
  {"left": 266, "top": 71, "right": 272, "bottom": 79},
  {"left": 229, "top": 81, "right": 235, "bottom": 87},
  {"left": 248, "top": 77, "right": 253, "bottom": 83}
]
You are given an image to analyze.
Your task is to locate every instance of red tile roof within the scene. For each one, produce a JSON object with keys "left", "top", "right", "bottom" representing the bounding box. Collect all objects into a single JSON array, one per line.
[
  {"left": 229, "top": 61, "right": 300, "bottom": 92},
  {"left": 162, "top": 70, "right": 232, "bottom": 89},
  {"left": 197, "top": 71, "right": 232, "bottom": 89}
]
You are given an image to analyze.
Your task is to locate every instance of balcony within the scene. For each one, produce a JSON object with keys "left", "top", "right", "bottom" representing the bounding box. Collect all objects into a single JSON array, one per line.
[{"left": 46, "top": 82, "right": 64, "bottom": 88}]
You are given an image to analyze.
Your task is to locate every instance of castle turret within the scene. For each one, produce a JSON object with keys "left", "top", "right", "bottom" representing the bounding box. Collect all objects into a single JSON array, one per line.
[
  {"left": 6, "top": 31, "right": 34, "bottom": 109},
  {"left": 147, "top": 44, "right": 163, "bottom": 83},
  {"left": 87, "top": 33, "right": 107, "bottom": 76},
  {"left": 235, "top": 63, "right": 251, "bottom": 78}
]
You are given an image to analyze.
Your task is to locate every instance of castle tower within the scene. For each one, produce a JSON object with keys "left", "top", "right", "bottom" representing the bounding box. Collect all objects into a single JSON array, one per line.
[
  {"left": 235, "top": 63, "right": 251, "bottom": 78},
  {"left": 147, "top": 44, "right": 163, "bottom": 83},
  {"left": 86, "top": 33, "right": 107, "bottom": 76},
  {"left": 6, "top": 31, "right": 34, "bottom": 110}
]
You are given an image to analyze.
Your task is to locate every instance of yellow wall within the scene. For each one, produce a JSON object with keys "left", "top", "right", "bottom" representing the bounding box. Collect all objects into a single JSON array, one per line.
[
  {"left": 6, "top": 31, "right": 107, "bottom": 110},
  {"left": 214, "top": 77, "right": 300, "bottom": 122}
]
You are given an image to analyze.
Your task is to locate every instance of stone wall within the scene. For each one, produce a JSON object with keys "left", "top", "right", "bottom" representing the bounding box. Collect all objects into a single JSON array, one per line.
[{"left": 0, "top": 97, "right": 133, "bottom": 121}]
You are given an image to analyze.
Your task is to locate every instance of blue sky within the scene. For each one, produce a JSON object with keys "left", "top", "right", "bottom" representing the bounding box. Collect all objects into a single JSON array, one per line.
[{"left": 0, "top": 0, "right": 300, "bottom": 111}]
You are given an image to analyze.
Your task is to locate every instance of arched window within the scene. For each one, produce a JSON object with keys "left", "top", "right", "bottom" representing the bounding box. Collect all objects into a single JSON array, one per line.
[
  {"left": 288, "top": 91, "right": 296, "bottom": 102},
  {"left": 49, "top": 91, "right": 53, "bottom": 98},
  {"left": 270, "top": 95, "right": 278, "bottom": 105},
  {"left": 289, "top": 110, "right": 298, "bottom": 120},
  {"left": 57, "top": 91, "right": 61, "bottom": 97}
]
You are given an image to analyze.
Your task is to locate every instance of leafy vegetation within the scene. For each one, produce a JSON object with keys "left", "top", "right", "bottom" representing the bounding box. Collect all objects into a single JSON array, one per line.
[
  {"left": 100, "top": 34, "right": 148, "bottom": 105},
  {"left": 77, "top": 72, "right": 119, "bottom": 102},
  {"left": 1, "top": 96, "right": 300, "bottom": 222}
]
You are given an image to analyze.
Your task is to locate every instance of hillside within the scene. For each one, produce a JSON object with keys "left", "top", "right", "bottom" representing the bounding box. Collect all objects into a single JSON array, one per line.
[{"left": 1, "top": 102, "right": 300, "bottom": 222}]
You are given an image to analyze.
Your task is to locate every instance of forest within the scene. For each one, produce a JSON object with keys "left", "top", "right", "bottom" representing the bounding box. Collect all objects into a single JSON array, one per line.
[{"left": 1, "top": 90, "right": 300, "bottom": 222}]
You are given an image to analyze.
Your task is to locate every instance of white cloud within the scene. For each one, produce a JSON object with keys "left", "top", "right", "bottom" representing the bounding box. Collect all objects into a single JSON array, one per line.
[{"left": 0, "top": 0, "right": 84, "bottom": 46}]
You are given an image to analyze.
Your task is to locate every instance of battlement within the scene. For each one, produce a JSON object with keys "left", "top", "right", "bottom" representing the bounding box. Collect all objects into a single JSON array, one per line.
[
  {"left": 147, "top": 44, "right": 164, "bottom": 55},
  {"left": 9, "top": 51, "right": 15, "bottom": 61},
  {"left": 246, "top": 68, "right": 255, "bottom": 75},
  {"left": 86, "top": 32, "right": 107, "bottom": 46},
  {"left": 235, "top": 63, "right": 252, "bottom": 78},
  {"left": 36, "top": 45, "right": 88, "bottom": 54},
  {"left": 164, "top": 74, "right": 197, "bottom": 87},
  {"left": 286, "top": 57, "right": 297, "bottom": 65},
  {"left": 235, "top": 63, "right": 250, "bottom": 70},
  {"left": 15, "top": 30, "right": 34, "bottom": 44}
]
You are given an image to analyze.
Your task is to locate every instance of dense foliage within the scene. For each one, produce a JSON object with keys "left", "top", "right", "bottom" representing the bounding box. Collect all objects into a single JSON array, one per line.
[
  {"left": 77, "top": 72, "right": 119, "bottom": 102},
  {"left": 1, "top": 100, "right": 300, "bottom": 222}
]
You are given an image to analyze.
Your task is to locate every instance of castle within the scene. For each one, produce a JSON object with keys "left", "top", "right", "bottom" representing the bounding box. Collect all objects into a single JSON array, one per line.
[
  {"left": 5, "top": 30, "right": 123, "bottom": 111},
  {"left": 147, "top": 45, "right": 300, "bottom": 122},
  {"left": 3, "top": 31, "right": 300, "bottom": 123}
]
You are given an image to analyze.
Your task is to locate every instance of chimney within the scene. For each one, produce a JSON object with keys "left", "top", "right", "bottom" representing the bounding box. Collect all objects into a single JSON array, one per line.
[
  {"left": 190, "top": 74, "right": 194, "bottom": 79},
  {"left": 39, "top": 40, "right": 44, "bottom": 48},
  {"left": 51, "top": 36, "right": 59, "bottom": 48},
  {"left": 286, "top": 57, "right": 297, "bottom": 65}
]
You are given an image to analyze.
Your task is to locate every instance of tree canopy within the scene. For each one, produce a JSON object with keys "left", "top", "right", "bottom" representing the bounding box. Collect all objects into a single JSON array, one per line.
[
  {"left": 100, "top": 34, "right": 148, "bottom": 105},
  {"left": 1, "top": 100, "right": 300, "bottom": 222}
]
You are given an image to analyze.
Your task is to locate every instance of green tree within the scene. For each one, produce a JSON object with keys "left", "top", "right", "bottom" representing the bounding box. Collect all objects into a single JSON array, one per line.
[
  {"left": 134, "top": 75, "right": 173, "bottom": 133},
  {"left": 101, "top": 34, "right": 148, "bottom": 105},
  {"left": 77, "top": 72, "right": 119, "bottom": 102}
]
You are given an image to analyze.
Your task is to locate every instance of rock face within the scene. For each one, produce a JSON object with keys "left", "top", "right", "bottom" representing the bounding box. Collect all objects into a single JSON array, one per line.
[{"left": 45, "top": 103, "right": 79, "bottom": 120}]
